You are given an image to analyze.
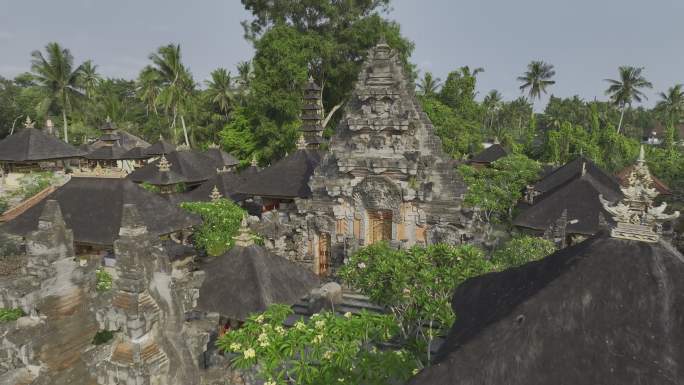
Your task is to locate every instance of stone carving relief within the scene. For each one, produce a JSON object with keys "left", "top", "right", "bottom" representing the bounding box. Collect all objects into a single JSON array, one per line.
[{"left": 352, "top": 176, "right": 403, "bottom": 221}]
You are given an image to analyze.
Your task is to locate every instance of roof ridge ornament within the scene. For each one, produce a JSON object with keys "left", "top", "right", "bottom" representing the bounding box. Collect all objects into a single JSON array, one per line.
[
  {"left": 24, "top": 116, "right": 35, "bottom": 129},
  {"left": 210, "top": 185, "right": 222, "bottom": 202},
  {"left": 233, "top": 214, "right": 254, "bottom": 247},
  {"left": 251, "top": 154, "right": 258, "bottom": 167},
  {"left": 599, "top": 146, "right": 679, "bottom": 242},
  {"left": 208, "top": 142, "right": 219, "bottom": 149},
  {"left": 158, "top": 155, "right": 171, "bottom": 173}
]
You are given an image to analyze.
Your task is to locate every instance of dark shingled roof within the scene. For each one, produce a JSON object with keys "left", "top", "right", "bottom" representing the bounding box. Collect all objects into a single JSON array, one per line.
[
  {"left": 0, "top": 128, "right": 85, "bottom": 162},
  {"left": 409, "top": 235, "right": 684, "bottom": 385},
  {"left": 203, "top": 148, "right": 239, "bottom": 168},
  {"left": 534, "top": 156, "right": 621, "bottom": 196},
  {"left": 1, "top": 177, "right": 200, "bottom": 246},
  {"left": 127, "top": 150, "right": 218, "bottom": 185},
  {"left": 470, "top": 143, "right": 508, "bottom": 164},
  {"left": 85, "top": 144, "right": 129, "bottom": 160},
  {"left": 237, "top": 149, "right": 322, "bottom": 199},
  {"left": 120, "top": 146, "right": 150, "bottom": 160},
  {"left": 195, "top": 244, "right": 319, "bottom": 320},
  {"left": 514, "top": 174, "right": 622, "bottom": 235},
  {"left": 143, "top": 139, "right": 176, "bottom": 156},
  {"left": 181, "top": 171, "right": 250, "bottom": 202}
]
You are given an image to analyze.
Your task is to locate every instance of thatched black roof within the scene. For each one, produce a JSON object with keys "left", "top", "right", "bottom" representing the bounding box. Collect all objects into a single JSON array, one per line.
[
  {"left": 1, "top": 177, "right": 200, "bottom": 246},
  {"left": 237, "top": 149, "right": 322, "bottom": 199},
  {"left": 514, "top": 174, "right": 622, "bottom": 235},
  {"left": 127, "top": 150, "right": 217, "bottom": 185},
  {"left": 470, "top": 143, "right": 508, "bottom": 164},
  {"left": 0, "top": 128, "right": 85, "bottom": 162},
  {"left": 181, "top": 171, "right": 250, "bottom": 202},
  {"left": 196, "top": 244, "right": 319, "bottom": 320},
  {"left": 85, "top": 144, "right": 129, "bottom": 161},
  {"left": 534, "top": 156, "right": 620, "bottom": 196},
  {"left": 143, "top": 138, "right": 176, "bottom": 156},
  {"left": 204, "top": 148, "right": 239, "bottom": 168},
  {"left": 409, "top": 235, "right": 684, "bottom": 385},
  {"left": 120, "top": 146, "right": 150, "bottom": 160}
]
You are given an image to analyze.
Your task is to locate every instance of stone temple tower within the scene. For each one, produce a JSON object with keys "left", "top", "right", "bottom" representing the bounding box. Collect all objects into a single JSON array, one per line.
[{"left": 302, "top": 39, "right": 468, "bottom": 273}]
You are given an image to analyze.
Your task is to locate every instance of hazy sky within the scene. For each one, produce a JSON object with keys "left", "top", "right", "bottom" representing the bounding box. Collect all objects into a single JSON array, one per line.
[{"left": 1, "top": 0, "right": 683, "bottom": 108}]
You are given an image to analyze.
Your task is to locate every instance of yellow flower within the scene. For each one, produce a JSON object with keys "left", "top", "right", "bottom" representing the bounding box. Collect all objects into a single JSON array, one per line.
[
  {"left": 229, "top": 342, "right": 242, "bottom": 351},
  {"left": 323, "top": 350, "right": 333, "bottom": 360},
  {"left": 265, "top": 380, "right": 276, "bottom": 385},
  {"left": 255, "top": 315, "right": 265, "bottom": 324},
  {"left": 312, "top": 334, "right": 324, "bottom": 344},
  {"left": 315, "top": 320, "right": 326, "bottom": 329},
  {"left": 259, "top": 340, "right": 270, "bottom": 348},
  {"left": 337, "top": 379, "right": 345, "bottom": 383},
  {"left": 275, "top": 326, "right": 285, "bottom": 335},
  {"left": 294, "top": 321, "right": 306, "bottom": 331},
  {"left": 344, "top": 312, "right": 352, "bottom": 319},
  {"left": 243, "top": 348, "right": 256, "bottom": 359},
  {"left": 258, "top": 333, "right": 269, "bottom": 342}
]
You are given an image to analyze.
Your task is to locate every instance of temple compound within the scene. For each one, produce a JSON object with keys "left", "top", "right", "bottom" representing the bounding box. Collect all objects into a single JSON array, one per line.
[{"left": 292, "top": 41, "right": 472, "bottom": 274}]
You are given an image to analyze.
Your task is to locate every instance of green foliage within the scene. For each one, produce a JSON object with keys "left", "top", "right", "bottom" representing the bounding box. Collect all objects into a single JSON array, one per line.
[
  {"left": 339, "top": 242, "right": 494, "bottom": 362},
  {"left": 491, "top": 236, "right": 556, "bottom": 270},
  {"left": 459, "top": 154, "right": 541, "bottom": 222},
  {"left": 95, "top": 268, "right": 113, "bottom": 292},
  {"left": 180, "top": 198, "right": 246, "bottom": 256},
  {"left": 0, "top": 197, "right": 8, "bottom": 215},
  {"left": 0, "top": 307, "right": 25, "bottom": 322},
  {"left": 92, "top": 330, "right": 115, "bottom": 345},
  {"left": 140, "top": 182, "right": 161, "bottom": 193},
  {"left": 217, "top": 304, "right": 418, "bottom": 385},
  {"left": 16, "top": 172, "right": 57, "bottom": 200},
  {"left": 419, "top": 96, "right": 482, "bottom": 158}
]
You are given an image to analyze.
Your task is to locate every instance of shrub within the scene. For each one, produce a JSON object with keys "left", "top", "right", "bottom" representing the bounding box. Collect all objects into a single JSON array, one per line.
[
  {"left": 92, "top": 330, "right": 115, "bottom": 345},
  {"left": 95, "top": 268, "right": 113, "bottom": 292},
  {"left": 180, "top": 198, "right": 246, "bottom": 256},
  {"left": 0, "top": 307, "right": 25, "bottom": 322},
  {"left": 491, "top": 236, "right": 556, "bottom": 270},
  {"left": 16, "top": 172, "right": 57, "bottom": 200}
]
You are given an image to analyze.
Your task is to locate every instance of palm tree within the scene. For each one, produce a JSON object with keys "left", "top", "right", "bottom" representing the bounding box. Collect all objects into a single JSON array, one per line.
[
  {"left": 605, "top": 66, "right": 653, "bottom": 134},
  {"left": 148, "top": 44, "right": 194, "bottom": 146},
  {"left": 205, "top": 68, "right": 234, "bottom": 118},
  {"left": 79, "top": 60, "right": 101, "bottom": 99},
  {"left": 655, "top": 84, "right": 684, "bottom": 128},
  {"left": 482, "top": 89, "right": 503, "bottom": 131},
  {"left": 30, "top": 42, "right": 85, "bottom": 143},
  {"left": 137, "top": 66, "right": 162, "bottom": 116},
  {"left": 460, "top": 66, "right": 485, "bottom": 78},
  {"left": 517, "top": 61, "right": 556, "bottom": 100},
  {"left": 417, "top": 72, "right": 442, "bottom": 96}
]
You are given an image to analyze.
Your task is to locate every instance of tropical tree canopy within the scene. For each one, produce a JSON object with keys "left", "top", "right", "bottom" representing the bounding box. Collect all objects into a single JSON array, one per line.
[
  {"left": 604, "top": 66, "right": 653, "bottom": 133},
  {"left": 517, "top": 60, "right": 556, "bottom": 100}
]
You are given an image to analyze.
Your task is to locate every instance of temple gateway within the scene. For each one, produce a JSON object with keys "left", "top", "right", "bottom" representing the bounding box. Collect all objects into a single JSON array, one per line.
[{"left": 287, "top": 41, "right": 473, "bottom": 274}]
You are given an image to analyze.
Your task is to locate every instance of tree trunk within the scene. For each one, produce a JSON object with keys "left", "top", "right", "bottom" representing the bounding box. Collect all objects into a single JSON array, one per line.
[
  {"left": 617, "top": 106, "right": 626, "bottom": 134},
  {"left": 180, "top": 115, "right": 190, "bottom": 147},
  {"left": 322, "top": 103, "right": 343, "bottom": 128},
  {"left": 62, "top": 109, "right": 69, "bottom": 143}
]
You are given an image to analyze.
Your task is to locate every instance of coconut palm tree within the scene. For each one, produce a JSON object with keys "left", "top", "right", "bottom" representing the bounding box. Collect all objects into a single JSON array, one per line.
[
  {"left": 137, "top": 66, "right": 162, "bottom": 116},
  {"left": 30, "top": 42, "right": 85, "bottom": 143},
  {"left": 79, "top": 60, "right": 101, "bottom": 99},
  {"left": 148, "top": 44, "right": 194, "bottom": 146},
  {"left": 205, "top": 68, "right": 234, "bottom": 118},
  {"left": 417, "top": 72, "right": 442, "bottom": 96},
  {"left": 517, "top": 61, "right": 556, "bottom": 100},
  {"left": 605, "top": 66, "right": 653, "bottom": 134},
  {"left": 655, "top": 84, "right": 684, "bottom": 128},
  {"left": 482, "top": 89, "right": 503, "bottom": 131}
]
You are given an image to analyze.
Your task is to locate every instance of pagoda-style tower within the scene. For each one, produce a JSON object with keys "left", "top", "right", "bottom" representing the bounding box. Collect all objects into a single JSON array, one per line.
[
  {"left": 300, "top": 76, "right": 326, "bottom": 149},
  {"left": 302, "top": 40, "right": 468, "bottom": 273},
  {"left": 97, "top": 204, "right": 169, "bottom": 384}
]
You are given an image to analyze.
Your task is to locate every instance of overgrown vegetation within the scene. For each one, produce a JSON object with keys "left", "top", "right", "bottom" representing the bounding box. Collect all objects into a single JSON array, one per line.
[
  {"left": 180, "top": 198, "right": 246, "bottom": 256},
  {"left": 491, "top": 236, "right": 557, "bottom": 270},
  {"left": 95, "top": 268, "right": 113, "bottom": 292},
  {"left": 16, "top": 172, "right": 57, "bottom": 200},
  {"left": 0, "top": 307, "right": 25, "bottom": 322},
  {"left": 92, "top": 330, "right": 115, "bottom": 345}
]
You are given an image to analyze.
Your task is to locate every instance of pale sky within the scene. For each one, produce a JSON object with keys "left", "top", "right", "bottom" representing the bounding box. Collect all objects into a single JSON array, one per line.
[{"left": 1, "top": 0, "right": 683, "bottom": 108}]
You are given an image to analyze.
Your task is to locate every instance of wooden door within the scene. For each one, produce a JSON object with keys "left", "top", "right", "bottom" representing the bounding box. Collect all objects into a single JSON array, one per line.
[
  {"left": 318, "top": 233, "right": 330, "bottom": 276},
  {"left": 368, "top": 210, "right": 392, "bottom": 244}
]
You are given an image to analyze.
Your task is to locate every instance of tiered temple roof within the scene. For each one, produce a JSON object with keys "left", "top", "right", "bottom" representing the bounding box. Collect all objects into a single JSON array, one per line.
[
  {"left": 195, "top": 218, "right": 319, "bottom": 320},
  {"left": 0, "top": 119, "right": 85, "bottom": 162},
  {"left": 300, "top": 76, "right": 326, "bottom": 149},
  {"left": 127, "top": 149, "right": 218, "bottom": 186},
  {"left": 470, "top": 142, "right": 508, "bottom": 165},
  {"left": 203, "top": 144, "right": 239, "bottom": 170},
  {"left": 143, "top": 137, "right": 177, "bottom": 156}
]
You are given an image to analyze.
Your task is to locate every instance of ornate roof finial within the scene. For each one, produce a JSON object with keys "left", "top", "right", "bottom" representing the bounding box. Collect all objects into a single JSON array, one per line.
[
  {"left": 493, "top": 136, "right": 500, "bottom": 145},
  {"left": 599, "top": 146, "right": 679, "bottom": 242},
  {"left": 297, "top": 134, "right": 307, "bottom": 150},
  {"left": 208, "top": 142, "right": 219, "bottom": 149},
  {"left": 210, "top": 185, "right": 222, "bottom": 202},
  {"left": 158, "top": 155, "right": 171, "bottom": 173},
  {"left": 24, "top": 116, "right": 35, "bottom": 129},
  {"left": 106, "top": 116, "right": 112, "bottom": 123},
  {"left": 581, "top": 161, "right": 587, "bottom": 176},
  {"left": 251, "top": 154, "right": 258, "bottom": 167},
  {"left": 159, "top": 133, "right": 163, "bottom": 140},
  {"left": 233, "top": 214, "right": 254, "bottom": 247}
]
